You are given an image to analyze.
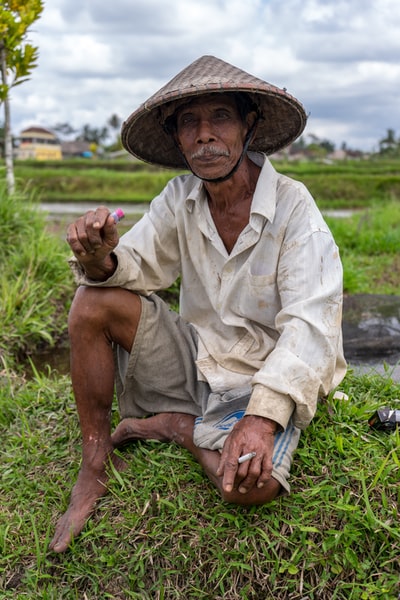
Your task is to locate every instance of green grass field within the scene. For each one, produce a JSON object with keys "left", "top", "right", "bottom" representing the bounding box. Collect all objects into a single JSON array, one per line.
[
  {"left": 1, "top": 159, "right": 400, "bottom": 599},
  {"left": 1, "top": 367, "right": 399, "bottom": 599},
  {"left": 13, "top": 156, "right": 400, "bottom": 208}
]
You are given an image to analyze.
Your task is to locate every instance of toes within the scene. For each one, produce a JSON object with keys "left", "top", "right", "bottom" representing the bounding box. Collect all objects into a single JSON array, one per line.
[
  {"left": 50, "top": 535, "right": 70, "bottom": 553},
  {"left": 49, "top": 517, "right": 76, "bottom": 553}
]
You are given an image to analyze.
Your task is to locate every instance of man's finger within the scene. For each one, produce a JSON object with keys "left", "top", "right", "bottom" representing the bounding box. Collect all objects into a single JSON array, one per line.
[
  {"left": 67, "top": 222, "right": 90, "bottom": 257},
  {"left": 221, "top": 459, "right": 240, "bottom": 493},
  {"left": 236, "top": 455, "right": 263, "bottom": 493}
]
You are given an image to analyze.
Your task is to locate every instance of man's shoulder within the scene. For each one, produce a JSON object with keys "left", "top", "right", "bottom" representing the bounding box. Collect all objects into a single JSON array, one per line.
[
  {"left": 276, "top": 171, "right": 312, "bottom": 201},
  {"left": 163, "top": 171, "right": 198, "bottom": 190},
  {"left": 159, "top": 172, "right": 203, "bottom": 204}
]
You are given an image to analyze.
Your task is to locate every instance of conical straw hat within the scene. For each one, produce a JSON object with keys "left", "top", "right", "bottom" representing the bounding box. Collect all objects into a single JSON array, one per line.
[{"left": 121, "top": 55, "right": 307, "bottom": 169}]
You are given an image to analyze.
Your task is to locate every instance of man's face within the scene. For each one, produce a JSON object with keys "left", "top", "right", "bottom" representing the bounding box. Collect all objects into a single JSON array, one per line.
[{"left": 174, "top": 94, "right": 251, "bottom": 180}]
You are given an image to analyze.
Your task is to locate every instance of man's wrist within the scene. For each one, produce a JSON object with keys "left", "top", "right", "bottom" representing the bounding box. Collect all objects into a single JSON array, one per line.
[
  {"left": 243, "top": 414, "right": 279, "bottom": 434},
  {"left": 261, "top": 416, "right": 279, "bottom": 433},
  {"left": 81, "top": 253, "right": 118, "bottom": 281}
]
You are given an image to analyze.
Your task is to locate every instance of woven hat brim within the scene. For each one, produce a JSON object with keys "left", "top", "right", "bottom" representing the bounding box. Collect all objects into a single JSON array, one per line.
[{"left": 121, "top": 56, "right": 307, "bottom": 169}]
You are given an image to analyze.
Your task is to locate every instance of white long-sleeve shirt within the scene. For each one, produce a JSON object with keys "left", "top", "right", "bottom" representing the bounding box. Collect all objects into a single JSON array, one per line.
[{"left": 71, "top": 153, "right": 346, "bottom": 430}]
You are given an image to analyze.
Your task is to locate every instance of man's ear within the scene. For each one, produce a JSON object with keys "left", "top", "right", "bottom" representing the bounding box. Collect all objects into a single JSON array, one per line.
[
  {"left": 173, "top": 132, "right": 183, "bottom": 150},
  {"left": 245, "top": 110, "right": 259, "bottom": 144}
]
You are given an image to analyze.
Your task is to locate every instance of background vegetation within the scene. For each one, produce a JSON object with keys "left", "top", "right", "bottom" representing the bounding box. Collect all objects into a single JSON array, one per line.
[
  {"left": 0, "top": 181, "right": 72, "bottom": 368},
  {"left": 1, "top": 157, "right": 399, "bottom": 599},
  {"left": 14, "top": 159, "right": 178, "bottom": 203},
  {"left": 12, "top": 156, "right": 400, "bottom": 207}
]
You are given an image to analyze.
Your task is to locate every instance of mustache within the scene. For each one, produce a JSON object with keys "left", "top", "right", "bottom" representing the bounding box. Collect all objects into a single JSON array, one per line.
[{"left": 190, "top": 146, "right": 230, "bottom": 160}]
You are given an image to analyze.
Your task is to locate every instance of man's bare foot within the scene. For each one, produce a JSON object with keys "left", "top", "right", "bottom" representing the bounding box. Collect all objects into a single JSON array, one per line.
[
  {"left": 49, "top": 450, "right": 126, "bottom": 553},
  {"left": 111, "top": 413, "right": 196, "bottom": 448},
  {"left": 111, "top": 419, "right": 141, "bottom": 448}
]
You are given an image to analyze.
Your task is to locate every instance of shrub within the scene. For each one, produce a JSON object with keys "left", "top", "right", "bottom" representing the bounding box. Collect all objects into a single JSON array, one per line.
[{"left": 0, "top": 183, "right": 73, "bottom": 367}]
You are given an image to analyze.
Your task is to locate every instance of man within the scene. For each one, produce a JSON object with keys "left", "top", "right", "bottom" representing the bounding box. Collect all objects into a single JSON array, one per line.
[{"left": 50, "top": 55, "right": 346, "bottom": 553}]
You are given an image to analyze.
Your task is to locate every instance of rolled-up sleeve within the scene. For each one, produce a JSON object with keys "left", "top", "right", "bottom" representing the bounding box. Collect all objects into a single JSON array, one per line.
[{"left": 68, "top": 187, "right": 182, "bottom": 294}]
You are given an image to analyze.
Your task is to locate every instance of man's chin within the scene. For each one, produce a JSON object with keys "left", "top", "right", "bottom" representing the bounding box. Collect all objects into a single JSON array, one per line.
[{"left": 190, "top": 159, "right": 232, "bottom": 181}]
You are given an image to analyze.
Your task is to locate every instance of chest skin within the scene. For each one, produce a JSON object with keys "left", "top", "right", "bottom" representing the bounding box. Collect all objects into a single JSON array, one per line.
[{"left": 208, "top": 196, "right": 252, "bottom": 254}]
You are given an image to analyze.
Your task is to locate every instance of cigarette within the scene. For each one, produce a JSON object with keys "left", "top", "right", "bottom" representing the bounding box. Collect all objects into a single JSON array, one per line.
[
  {"left": 110, "top": 208, "right": 125, "bottom": 223},
  {"left": 238, "top": 451, "right": 256, "bottom": 464}
]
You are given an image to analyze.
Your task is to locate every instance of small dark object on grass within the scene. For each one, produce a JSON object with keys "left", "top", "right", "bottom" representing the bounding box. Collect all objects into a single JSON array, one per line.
[{"left": 368, "top": 407, "right": 400, "bottom": 432}]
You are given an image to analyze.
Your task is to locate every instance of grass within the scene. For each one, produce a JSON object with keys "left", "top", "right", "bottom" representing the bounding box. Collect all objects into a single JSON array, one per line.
[
  {"left": 0, "top": 184, "right": 72, "bottom": 367},
  {"left": 0, "top": 365, "right": 399, "bottom": 598},
  {"left": 325, "top": 201, "right": 400, "bottom": 295},
  {"left": 10, "top": 156, "right": 400, "bottom": 208},
  {"left": 278, "top": 158, "right": 400, "bottom": 209},
  {"left": 14, "top": 160, "right": 183, "bottom": 203}
]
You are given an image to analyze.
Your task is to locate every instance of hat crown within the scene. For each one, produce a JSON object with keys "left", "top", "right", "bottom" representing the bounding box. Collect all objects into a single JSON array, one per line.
[{"left": 144, "top": 55, "right": 284, "bottom": 111}]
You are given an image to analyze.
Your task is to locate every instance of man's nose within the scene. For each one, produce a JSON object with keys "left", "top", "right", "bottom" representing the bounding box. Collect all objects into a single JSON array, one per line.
[{"left": 196, "top": 119, "right": 216, "bottom": 143}]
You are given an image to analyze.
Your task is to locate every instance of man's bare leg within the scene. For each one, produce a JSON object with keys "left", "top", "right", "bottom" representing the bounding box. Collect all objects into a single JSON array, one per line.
[
  {"left": 112, "top": 413, "right": 281, "bottom": 505},
  {"left": 50, "top": 286, "right": 142, "bottom": 553}
]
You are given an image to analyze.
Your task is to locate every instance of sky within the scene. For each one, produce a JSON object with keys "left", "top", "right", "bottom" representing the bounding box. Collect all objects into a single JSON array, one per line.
[{"left": 8, "top": 0, "right": 400, "bottom": 152}]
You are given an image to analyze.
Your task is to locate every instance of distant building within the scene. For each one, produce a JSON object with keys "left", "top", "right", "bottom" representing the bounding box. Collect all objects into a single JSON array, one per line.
[
  {"left": 17, "top": 126, "right": 62, "bottom": 160},
  {"left": 327, "top": 149, "right": 348, "bottom": 161},
  {"left": 60, "top": 140, "right": 92, "bottom": 158}
]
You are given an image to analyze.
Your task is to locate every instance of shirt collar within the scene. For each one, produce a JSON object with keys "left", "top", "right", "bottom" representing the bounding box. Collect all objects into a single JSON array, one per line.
[
  {"left": 184, "top": 177, "right": 204, "bottom": 213},
  {"left": 184, "top": 152, "right": 278, "bottom": 223},
  {"left": 247, "top": 152, "right": 278, "bottom": 225}
]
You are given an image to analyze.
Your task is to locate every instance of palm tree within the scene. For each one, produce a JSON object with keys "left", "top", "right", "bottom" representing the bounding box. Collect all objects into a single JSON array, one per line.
[{"left": 379, "top": 128, "right": 398, "bottom": 155}]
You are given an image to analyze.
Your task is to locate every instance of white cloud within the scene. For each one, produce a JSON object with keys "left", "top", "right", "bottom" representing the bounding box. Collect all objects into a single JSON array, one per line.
[{"left": 6, "top": 0, "right": 400, "bottom": 151}]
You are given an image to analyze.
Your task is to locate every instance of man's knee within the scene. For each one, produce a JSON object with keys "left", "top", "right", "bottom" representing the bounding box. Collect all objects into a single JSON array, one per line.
[
  {"left": 69, "top": 286, "right": 109, "bottom": 329},
  {"left": 218, "top": 477, "right": 281, "bottom": 506},
  {"left": 68, "top": 286, "right": 141, "bottom": 332}
]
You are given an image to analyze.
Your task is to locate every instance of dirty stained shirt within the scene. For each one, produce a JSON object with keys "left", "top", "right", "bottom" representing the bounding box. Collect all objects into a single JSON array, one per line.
[{"left": 71, "top": 153, "right": 346, "bottom": 431}]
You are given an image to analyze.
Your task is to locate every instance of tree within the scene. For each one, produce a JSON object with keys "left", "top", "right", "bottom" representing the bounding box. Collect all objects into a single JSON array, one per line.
[
  {"left": 306, "top": 142, "right": 328, "bottom": 161},
  {"left": 0, "top": 0, "right": 43, "bottom": 195},
  {"left": 0, "top": 121, "right": 4, "bottom": 157},
  {"left": 379, "top": 128, "right": 398, "bottom": 156},
  {"left": 53, "top": 122, "right": 78, "bottom": 140},
  {"left": 106, "top": 113, "right": 122, "bottom": 150},
  {"left": 319, "top": 139, "right": 335, "bottom": 154},
  {"left": 107, "top": 113, "right": 121, "bottom": 131},
  {"left": 77, "top": 124, "right": 109, "bottom": 145}
]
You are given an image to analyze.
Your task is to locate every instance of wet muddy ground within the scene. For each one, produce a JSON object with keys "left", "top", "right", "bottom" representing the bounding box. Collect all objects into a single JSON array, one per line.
[{"left": 343, "top": 294, "right": 400, "bottom": 379}]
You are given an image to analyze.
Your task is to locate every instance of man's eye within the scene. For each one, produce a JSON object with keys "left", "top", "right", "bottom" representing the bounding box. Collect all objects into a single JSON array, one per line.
[
  {"left": 214, "top": 110, "right": 231, "bottom": 120},
  {"left": 180, "top": 115, "right": 195, "bottom": 126}
]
